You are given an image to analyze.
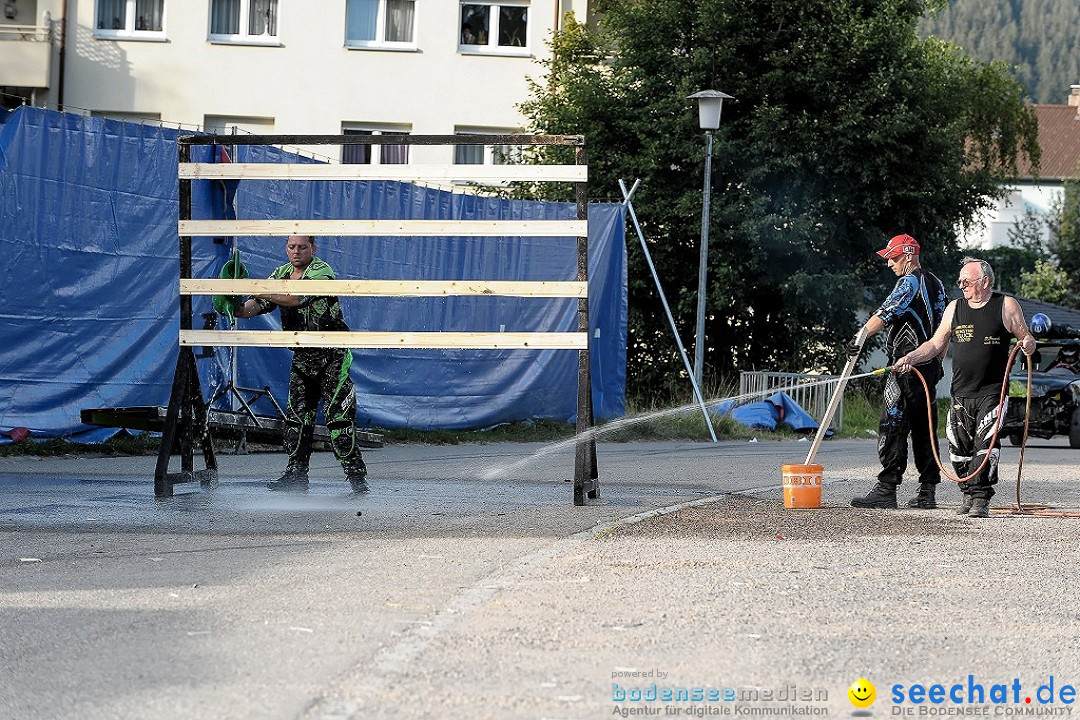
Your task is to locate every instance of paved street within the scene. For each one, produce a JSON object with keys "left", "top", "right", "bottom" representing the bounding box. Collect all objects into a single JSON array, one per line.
[{"left": 2, "top": 437, "right": 1079, "bottom": 719}]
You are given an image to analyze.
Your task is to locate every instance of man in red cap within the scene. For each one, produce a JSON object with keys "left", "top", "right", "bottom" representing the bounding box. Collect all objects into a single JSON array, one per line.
[{"left": 849, "top": 234, "right": 947, "bottom": 509}]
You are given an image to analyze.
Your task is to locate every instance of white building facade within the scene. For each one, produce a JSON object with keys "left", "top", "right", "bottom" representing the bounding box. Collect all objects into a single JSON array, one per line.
[
  {"left": 959, "top": 88, "right": 1080, "bottom": 251},
  {"left": 1, "top": 0, "right": 591, "bottom": 163},
  {"left": 959, "top": 183, "right": 1061, "bottom": 250}
]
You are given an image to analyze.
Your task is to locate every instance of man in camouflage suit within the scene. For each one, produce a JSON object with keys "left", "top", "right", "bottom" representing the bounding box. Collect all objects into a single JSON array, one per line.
[{"left": 232, "top": 235, "right": 368, "bottom": 493}]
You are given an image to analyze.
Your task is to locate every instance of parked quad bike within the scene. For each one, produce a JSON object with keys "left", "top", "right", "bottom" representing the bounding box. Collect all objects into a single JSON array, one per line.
[{"left": 1002, "top": 339, "right": 1080, "bottom": 449}]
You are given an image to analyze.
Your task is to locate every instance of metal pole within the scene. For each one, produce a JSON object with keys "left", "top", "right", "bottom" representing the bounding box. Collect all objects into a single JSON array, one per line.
[
  {"left": 228, "top": 128, "right": 240, "bottom": 413},
  {"left": 694, "top": 130, "right": 713, "bottom": 389},
  {"left": 804, "top": 326, "right": 869, "bottom": 465},
  {"left": 619, "top": 179, "right": 718, "bottom": 443},
  {"left": 573, "top": 142, "right": 596, "bottom": 504}
]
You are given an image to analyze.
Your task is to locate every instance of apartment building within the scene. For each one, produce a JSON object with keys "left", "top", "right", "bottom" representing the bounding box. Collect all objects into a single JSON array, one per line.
[{"left": 0, "top": 0, "right": 591, "bottom": 163}]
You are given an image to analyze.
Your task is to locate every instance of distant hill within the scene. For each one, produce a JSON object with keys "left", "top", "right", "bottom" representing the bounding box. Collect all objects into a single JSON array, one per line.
[{"left": 919, "top": 0, "right": 1080, "bottom": 104}]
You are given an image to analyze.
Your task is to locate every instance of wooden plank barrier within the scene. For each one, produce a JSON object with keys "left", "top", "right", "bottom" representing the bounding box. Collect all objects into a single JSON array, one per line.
[{"left": 158, "top": 132, "right": 598, "bottom": 504}]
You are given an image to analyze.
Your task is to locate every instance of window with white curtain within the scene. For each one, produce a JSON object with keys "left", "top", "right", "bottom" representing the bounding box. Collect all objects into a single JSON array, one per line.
[
  {"left": 342, "top": 128, "right": 410, "bottom": 165},
  {"left": 345, "top": 0, "right": 416, "bottom": 48},
  {"left": 94, "top": 0, "right": 164, "bottom": 37},
  {"left": 209, "top": 0, "right": 278, "bottom": 43},
  {"left": 459, "top": 1, "right": 528, "bottom": 53}
]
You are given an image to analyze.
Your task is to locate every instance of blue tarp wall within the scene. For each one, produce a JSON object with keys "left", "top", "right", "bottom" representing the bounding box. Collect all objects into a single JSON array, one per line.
[{"left": 0, "top": 107, "right": 627, "bottom": 439}]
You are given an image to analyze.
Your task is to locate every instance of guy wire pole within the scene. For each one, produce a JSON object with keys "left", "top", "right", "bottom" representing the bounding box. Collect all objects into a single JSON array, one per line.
[
  {"left": 694, "top": 130, "right": 714, "bottom": 389},
  {"left": 619, "top": 179, "right": 718, "bottom": 443}
]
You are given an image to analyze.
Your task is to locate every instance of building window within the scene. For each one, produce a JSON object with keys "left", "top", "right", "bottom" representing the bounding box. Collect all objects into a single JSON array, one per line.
[
  {"left": 342, "top": 128, "right": 410, "bottom": 164},
  {"left": 345, "top": 0, "right": 416, "bottom": 48},
  {"left": 209, "top": 0, "right": 278, "bottom": 43},
  {"left": 95, "top": 0, "right": 164, "bottom": 37},
  {"left": 453, "top": 129, "right": 522, "bottom": 166},
  {"left": 459, "top": 1, "right": 528, "bottom": 54}
]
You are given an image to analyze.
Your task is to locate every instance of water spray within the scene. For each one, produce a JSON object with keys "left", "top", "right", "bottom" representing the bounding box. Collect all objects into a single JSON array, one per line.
[
  {"left": 478, "top": 369, "right": 888, "bottom": 481},
  {"left": 478, "top": 393, "right": 739, "bottom": 480}
]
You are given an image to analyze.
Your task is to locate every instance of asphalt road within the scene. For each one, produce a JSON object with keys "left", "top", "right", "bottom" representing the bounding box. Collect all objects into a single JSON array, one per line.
[{"left": 2, "top": 437, "right": 1078, "bottom": 719}]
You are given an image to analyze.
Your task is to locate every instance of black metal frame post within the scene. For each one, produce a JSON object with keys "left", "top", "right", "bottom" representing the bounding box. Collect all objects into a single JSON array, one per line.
[
  {"left": 155, "top": 141, "right": 217, "bottom": 498},
  {"left": 572, "top": 142, "right": 598, "bottom": 505}
]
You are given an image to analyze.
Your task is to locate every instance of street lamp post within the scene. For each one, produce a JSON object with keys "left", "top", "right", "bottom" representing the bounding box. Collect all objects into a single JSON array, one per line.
[{"left": 687, "top": 90, "right": 732, "bottom": 389}]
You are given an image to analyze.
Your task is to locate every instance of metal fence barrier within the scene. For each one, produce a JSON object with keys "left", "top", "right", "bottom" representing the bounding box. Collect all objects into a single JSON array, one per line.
[{"left": 738, "top": 371, "right": 844, "bottom": 430}]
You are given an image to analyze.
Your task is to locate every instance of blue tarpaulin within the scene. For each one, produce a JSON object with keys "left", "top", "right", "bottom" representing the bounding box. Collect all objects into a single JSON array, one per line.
[
  {"left": 727, "top": 392, "right": 826, "bottom": 434},
  {"left": 0, "top": 107, "right": 627, "bottom": 439}
]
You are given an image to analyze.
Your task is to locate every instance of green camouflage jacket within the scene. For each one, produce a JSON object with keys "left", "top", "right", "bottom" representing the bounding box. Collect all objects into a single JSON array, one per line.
[{"left": 255, "top": 256, "right": 349, "bottom": 333}]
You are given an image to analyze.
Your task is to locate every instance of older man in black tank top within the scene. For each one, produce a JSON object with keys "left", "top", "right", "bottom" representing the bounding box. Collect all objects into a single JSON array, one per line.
[{"left": 893, "top": 258, "right": 1037, "bottom": 517}]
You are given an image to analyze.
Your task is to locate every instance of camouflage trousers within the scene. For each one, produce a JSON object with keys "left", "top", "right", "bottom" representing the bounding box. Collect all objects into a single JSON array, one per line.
[{"left": 283, "top": 348, "right": 365, "bottom": 475}]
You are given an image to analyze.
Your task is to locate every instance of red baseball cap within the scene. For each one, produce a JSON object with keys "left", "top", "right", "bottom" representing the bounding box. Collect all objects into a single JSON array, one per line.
[{"left": 877, "top": 233, "right": 920, "bottom": 260}]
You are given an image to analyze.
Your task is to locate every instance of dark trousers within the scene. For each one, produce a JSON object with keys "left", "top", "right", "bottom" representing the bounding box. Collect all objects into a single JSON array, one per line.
[
  {"left": 877, "top": 364, "right": 941, "bottom": 487},
  {"left": 947, "top": 393, "right": 1004, "bottom": 499}
]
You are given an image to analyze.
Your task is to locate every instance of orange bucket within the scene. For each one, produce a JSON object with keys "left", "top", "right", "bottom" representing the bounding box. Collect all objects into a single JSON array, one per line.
[{"left": 781, "top": 464, "right": 823, "bottom": 509}]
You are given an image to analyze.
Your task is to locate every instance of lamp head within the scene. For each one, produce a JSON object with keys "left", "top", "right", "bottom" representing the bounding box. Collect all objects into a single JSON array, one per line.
[{"left": 688, "top": 90, "right": 733, "bottom": 130}]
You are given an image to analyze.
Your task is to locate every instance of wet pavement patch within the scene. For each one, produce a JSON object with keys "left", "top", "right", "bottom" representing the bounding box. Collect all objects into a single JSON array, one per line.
[{"left": 602, "top": 494, "right": 970, "bottom": 541}]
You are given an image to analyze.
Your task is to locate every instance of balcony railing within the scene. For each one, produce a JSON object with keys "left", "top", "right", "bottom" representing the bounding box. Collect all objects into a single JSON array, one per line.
[{"left": 0, "top": 24, "right": 52, "bottom": 88}]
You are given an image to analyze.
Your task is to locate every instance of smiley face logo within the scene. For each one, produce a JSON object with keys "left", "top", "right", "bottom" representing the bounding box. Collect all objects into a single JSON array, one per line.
[{"left": 848, "top": 678, "right": 876, "bottom": 708}]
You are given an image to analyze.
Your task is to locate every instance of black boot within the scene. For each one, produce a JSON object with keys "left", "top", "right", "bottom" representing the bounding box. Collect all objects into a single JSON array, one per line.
[
  {"left": 347, "top": 471, "right": 369, "bottom": 494},
  {"left": 906, "top": 483, "right": 938, "bottom": 509},
  {"left": 268, "top": 461, "right": 309, "bottom": 491},
  {"left": 968, "top": 497, "right": 991, "bottom": 518},
  {"left": 955, "top": 495, "right": 974, "bottom": 515},
  {"left": 345, "top": 459, "right": 368, "bottom": 494},
  {"left": 851, "top": 482, "right": 898, "bottom": 509}
]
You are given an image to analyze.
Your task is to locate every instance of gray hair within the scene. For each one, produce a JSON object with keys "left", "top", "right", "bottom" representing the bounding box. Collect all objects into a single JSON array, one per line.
[{"left": 960, "top": 256, "right": 995, "bottom": 289}]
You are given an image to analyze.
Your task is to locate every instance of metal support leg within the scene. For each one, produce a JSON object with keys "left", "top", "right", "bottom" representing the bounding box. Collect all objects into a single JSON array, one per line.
[{"left": 154, "top": 347, "right": 219, "bottom": 497}]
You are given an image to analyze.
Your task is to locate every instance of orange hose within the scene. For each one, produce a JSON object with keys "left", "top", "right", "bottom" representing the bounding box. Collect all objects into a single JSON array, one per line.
[
  {"left": 909, "top": 343, "right": 1029, "bottom": 485},
  {"left": 1015, "top": 364, "right": 1033, "bottom": 509}
]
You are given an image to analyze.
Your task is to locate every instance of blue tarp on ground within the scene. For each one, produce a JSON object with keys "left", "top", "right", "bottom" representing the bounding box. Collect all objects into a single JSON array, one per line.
[
  {"left": 727, "top": 392, "right": 826, "bottom": 434},
  {"left": 0, "top": 107, "right": 627, "bottom": 439}
]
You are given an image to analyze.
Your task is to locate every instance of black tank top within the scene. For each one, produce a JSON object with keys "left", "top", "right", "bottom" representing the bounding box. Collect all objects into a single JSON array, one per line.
[{"left": 951, "top": 293, "right": 1010, "bottom": 398}]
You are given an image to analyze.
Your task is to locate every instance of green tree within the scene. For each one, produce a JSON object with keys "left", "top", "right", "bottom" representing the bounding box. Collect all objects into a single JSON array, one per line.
[
  {"left": 919, "top": 0, "right": 1080, "bottom": 105},
  {"left": 1011, "top": 174, "right": 1080, "bottom": 307},
  {"left": 1046, "top": 176, "right": 1080, "bottom": 306},
  {"left": 522, "top": 0, "right": 1039, "bottom": 401},
  {"left": 1017, "top": 259, "right": 1071, "bottom": 305}
]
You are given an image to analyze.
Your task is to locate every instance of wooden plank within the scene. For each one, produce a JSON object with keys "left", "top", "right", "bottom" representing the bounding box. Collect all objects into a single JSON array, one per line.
[
  {"left": 179, "top": 133, "right": 584, "bottom": 147},
  {"left": 180, "top": 278, "right": 588, "bottom": 298},
  {"left": 178, "top": 163, "right": 587, "bottom": 182},
  {"left": 178, "top": 219, "right": 588, "bottom": 237},
  {"left": 180, "top": 330, "right": 588, "bottom": 350}
]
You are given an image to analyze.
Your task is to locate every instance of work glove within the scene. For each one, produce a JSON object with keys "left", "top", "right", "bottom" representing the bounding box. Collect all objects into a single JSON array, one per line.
[{"left": 846, "top": 332, "right": 864, "bottom": 358}]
